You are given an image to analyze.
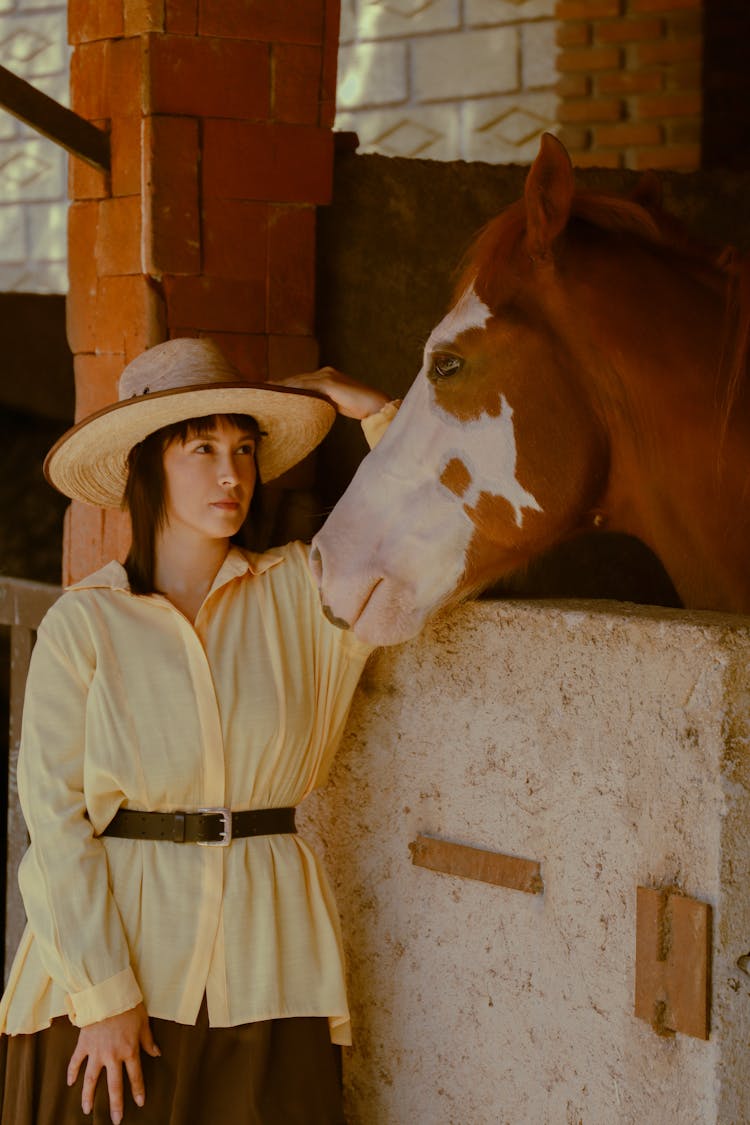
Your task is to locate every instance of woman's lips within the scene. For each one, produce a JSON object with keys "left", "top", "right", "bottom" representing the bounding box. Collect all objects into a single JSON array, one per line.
[{"left": 211, "top": 501, "right": 240, "bottom": 510}]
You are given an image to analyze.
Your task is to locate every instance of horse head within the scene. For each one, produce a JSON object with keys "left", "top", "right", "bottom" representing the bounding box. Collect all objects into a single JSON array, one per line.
[{"left": 313, "top": 135, "right": 750, "bottom": 644}]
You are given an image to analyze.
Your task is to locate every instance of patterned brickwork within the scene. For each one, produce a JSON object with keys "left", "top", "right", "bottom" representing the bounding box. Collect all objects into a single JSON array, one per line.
[
  {"left": 336, "top": 0, "right": 558, "bottom": 163},
  {"left": 64, "top": 0, "right": 339, "bottom": 581},
  {"left": 555, "top": 0, "right": 702, "bottom": 169},
  {"left": 0, "top": 0, "right": 69, "bottom": 294}
]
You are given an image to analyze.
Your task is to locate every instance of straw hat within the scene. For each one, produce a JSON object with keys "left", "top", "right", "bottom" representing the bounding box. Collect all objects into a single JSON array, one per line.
[{"left": 45, "top": 338, "right": 337, "bottom": 509}]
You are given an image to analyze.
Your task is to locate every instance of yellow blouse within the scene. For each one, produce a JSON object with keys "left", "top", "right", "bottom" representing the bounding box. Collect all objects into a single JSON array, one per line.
[{"left": 0, "top": 542, "right": 372, "bottom": 1045}]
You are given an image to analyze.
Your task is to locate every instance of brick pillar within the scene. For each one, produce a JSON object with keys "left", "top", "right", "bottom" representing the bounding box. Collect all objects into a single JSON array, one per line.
[
  {"left": 65, "top": 0, "right": 340, "bottom": 583},
  {"left": 555, "top": 0, "right": 702, "bottom": 171}
]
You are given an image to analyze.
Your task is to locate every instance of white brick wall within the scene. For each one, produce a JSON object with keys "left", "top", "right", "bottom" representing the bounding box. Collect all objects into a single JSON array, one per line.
[
  {"left": 0, "top": 1, "right": 69, "bottom": 294},
  {"left": 336, "top": 0, "right": 558, "bottom": 162}
]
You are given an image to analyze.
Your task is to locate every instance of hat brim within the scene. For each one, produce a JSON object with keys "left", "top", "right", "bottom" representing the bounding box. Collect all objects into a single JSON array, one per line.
[{"left": 44, "top": 382, "right": 337, "bottom": 509}]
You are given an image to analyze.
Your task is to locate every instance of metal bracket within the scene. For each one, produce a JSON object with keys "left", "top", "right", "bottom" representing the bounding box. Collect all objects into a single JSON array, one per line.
[{"left": 635, "top": 885, "right": 712, "bottom": 1040}]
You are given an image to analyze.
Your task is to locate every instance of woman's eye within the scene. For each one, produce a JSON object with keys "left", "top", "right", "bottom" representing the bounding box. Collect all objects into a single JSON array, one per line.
[
  {"left": 430, "top": 354, "right": 463, "bottom": 380},
  {"left": 237, "top": 443, "right": 255, "bottom": 455},
  {"left": 195, "top": 443, "right": 212, "bottom": 454}
]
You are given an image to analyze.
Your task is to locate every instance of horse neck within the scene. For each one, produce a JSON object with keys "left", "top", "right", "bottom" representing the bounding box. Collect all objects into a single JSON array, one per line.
[{"left": 560, "top": 238, "right": 750, "bottom": 612}]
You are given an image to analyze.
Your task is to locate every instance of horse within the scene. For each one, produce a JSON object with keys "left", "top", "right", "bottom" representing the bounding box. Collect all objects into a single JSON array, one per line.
[{"left": 311, "top": 133, "right": 750, "bottom": 647}]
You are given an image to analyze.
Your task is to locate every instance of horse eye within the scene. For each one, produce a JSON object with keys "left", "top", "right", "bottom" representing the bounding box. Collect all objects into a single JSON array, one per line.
[{"left": 430, "top": 354, "right": 463, "bottom": 380}]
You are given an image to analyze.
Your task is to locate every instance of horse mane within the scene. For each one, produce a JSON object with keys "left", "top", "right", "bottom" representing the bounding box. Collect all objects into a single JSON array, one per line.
[{"left": 455, "top": 188, "right": 750, "bottom": 435}]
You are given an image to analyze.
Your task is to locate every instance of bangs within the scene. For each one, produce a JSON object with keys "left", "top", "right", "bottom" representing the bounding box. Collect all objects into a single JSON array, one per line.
[{"left": 161, "top": 413, "right": 263, "bottom": 446}]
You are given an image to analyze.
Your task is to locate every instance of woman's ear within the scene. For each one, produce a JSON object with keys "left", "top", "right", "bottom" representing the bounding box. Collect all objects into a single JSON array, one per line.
[{"left": 524, "top": 133, "right": 575, "bottom": 262}]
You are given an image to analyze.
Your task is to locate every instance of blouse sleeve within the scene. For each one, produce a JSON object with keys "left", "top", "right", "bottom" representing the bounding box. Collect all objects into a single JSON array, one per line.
[{"left": 16, "top": 599, "right": 143, "bottom": 1027}]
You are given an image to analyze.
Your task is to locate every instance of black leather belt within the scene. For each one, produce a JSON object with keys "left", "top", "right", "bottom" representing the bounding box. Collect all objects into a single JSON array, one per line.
[{"left": 100, "top": 806, "right": 296, "bottom": 846}]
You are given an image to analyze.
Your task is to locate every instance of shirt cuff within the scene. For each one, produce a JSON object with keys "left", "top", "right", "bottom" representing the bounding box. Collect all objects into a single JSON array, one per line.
[
  {"left": 66, "top": 966, "right": 143, "bottom": 1027},
  {"left": 361, "top": 399, "right": 401, "bottom": 449}
]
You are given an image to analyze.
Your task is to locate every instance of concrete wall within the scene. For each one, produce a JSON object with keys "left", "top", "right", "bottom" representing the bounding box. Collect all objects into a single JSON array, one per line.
[
  {"left": 0, "top": 0, "right": 69, "bottom": 294},
  {"left": 336, "top": 0, "right": 557, "bottom": 162},
  {"left": 299, "top": 599, "right": 750, "bottom": 1124}
]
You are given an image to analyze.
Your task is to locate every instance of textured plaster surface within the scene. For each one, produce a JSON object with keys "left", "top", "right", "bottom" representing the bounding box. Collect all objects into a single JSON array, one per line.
[{"left": 298, "top": 599, "right": 750, "bottom": 1125}]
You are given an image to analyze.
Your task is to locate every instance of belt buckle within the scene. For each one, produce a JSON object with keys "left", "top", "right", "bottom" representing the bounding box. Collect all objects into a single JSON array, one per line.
[{"left": 197, "top": 807, "right": 232, "bottom": 847}]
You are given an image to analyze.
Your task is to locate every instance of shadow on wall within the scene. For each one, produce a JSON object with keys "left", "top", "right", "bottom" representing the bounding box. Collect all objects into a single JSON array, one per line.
[{"left": 316, "top": 151, "right": 750, "bottom": 607}]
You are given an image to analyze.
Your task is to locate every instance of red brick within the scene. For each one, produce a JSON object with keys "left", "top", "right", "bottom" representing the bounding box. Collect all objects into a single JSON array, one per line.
[
  {"left": 267, "top": 335, "right": 319, "bottom": 379},
  {"left": 73, "top": 352, "right": 123, "bottom": 421},
  {"left": 595, "top": 122, "right": 663, "bottom": 146},
  {"left": 630, "top": 0, "right": 699, "bottom": 10},
  {"left": 202, "top": 199, "right": 268, "bottom": 282},
  {"left": 572, "top": 150, "right": 623, "bottom": 168},
  {"left": 69, "top": 142, "right": 110, "bottom": 201},
  {"left": 102, "top": 510, "right": 132, "bottom": 565},
  {"left": 556, "top": 74, "right": 590, "bottom": 97},
  {"left": 108, "top": 36, "right": 144, "bottom": 119},
  {"left": 637, "top": 37, "right": 701, "bottom": 65},
  {"left": 631, "top": 143, "right": 700, "bottom": 170},
  {"left": 557, "top": 125, "right": 591, "bottom": 151},
  {"left": 67, "top": 202, "right": 100, "bottom": 353},
  {"left": 164, "top": 276, "right": 266, "bottom": 334},
  {"left": 143, "top": 116, "right": 200, "bottom": 277},
  {"left": 665, "top": 62, "right": 701, "bottom": 92},
  {"left": 556, "top": 23, "right": 591, "bottom": 47},
  {"left": 670, "top": 10, "right": 701, "bottom": 36},
  {"left": 95, "top": 275, "right": 167, "bottom": 360},
  {"left": 558, "top": 97, "right": 622, "bottom": 123},
  {"left": 558, "top": 46, "right": 621, "bottom": 72},
  {"left": 95, "top": 196, "right": 142, "bottom": 276},
  {"left": 110, "top": 115, "right": 141, "bottom": 197},
  {"left": 267, "top": 205, "right": 316, "bottom": 335},
  {"left": 68, "top": 0, "right": 124, "bottom": 44},
  {"left": 70, "top": 41, "right": 109, "bottom": 119},
  {"left": 272, "top": 44, "right": 322, "bottom": 125},
  {"left": 556, "top": 0, "right": 620, "bottom": 16},
  {"left": 166, "top": 0, "right": 198, "bottom": 33},
  {"left": 199, "top": 333, "right": 268, "bottom": 381},
  {"left": 199, "top": 0, "right": 324, "bottom": 44},
  {"left": 202, "top": 120, "right": 334, "bottom": 205},
  {"left": 64, "top": 504, "right": 131, "bottom": 582},
  {"left": 64, "top": 503, "right": 106, "bottom": 585},
  {"left": 595, "top": 17, "right": 662, "bottom": 42},
  {"left": 596, "top": 70, "right": 663, "bottom": 94},
  {"left": 144, "top": 35, "right": 270, "bottom": 119},
  {"left": 123, "top": 0, "right": 165, "bottom": 33},
  {"left": 667, "top": 118, "right": 700, "bottom": 144},
  {"left": 320, "top": 0, "right": 340, "bottom": 127},
  {"left": 637, "top": 92, "right": 701, "bottom": 118}
]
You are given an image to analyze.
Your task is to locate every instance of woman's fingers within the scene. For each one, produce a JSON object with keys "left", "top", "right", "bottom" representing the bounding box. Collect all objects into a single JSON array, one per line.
[
  {"left": 124, "top": 1050, "right": 146, "bottom": 1109},
  {"left": 81, "top": 1054, "right": 104, "bottom": 1116},
  {"left": 66, "top": 1039, "right": 86, "bottom": 1087},
  {"left": 105, "top": 1058, "right": 125, "bottom": 1124},
  {"left": 140, "top": 1018, "right": 162, "bottom": 1058}
]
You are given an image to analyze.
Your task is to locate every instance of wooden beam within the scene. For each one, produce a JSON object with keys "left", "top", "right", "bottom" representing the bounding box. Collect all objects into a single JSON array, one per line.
[
  {"left": 0, "top": 64, "right": 109, "bottom": 172},
  {"left": 409, "top": 834, "right": 544, "bottom": 895}
]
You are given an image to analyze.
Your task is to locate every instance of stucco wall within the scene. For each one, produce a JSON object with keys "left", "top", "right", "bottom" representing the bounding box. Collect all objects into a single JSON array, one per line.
[{"left": 299, "top": 600, "right": 750, "bottom": 1124}]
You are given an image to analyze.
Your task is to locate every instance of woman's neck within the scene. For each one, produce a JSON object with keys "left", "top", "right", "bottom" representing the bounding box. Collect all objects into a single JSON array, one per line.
[{"left": 153, "top": 527, "right": 231, "bottom": 623}]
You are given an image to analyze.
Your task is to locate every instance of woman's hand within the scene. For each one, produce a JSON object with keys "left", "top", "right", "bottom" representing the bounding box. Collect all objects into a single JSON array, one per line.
[
  {"left": 272, "top": 366, "right": 389, "bottom": 420},
  {"left": 67, "top": 1002, "right": 160, "bottom": 1123}
]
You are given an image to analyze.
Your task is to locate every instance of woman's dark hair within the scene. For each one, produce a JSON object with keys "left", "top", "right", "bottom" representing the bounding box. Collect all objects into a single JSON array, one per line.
[{"left": 123, "top": 413, "right": 262, "bottom": 594}]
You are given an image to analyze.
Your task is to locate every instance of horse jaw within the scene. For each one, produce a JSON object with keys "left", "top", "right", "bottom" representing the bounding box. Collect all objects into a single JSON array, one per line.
[{"left": 313, "top": 290, "right": 545, "bottom": 646}]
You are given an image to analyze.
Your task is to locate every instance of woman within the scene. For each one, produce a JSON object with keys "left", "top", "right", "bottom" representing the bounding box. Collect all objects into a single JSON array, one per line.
[{"left": 0, "top": 338, "right": 393, "bottom": 1124}]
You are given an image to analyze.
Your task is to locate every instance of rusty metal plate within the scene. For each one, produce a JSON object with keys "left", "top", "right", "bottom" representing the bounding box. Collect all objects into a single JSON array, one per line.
[{"left": 409, "top": 834, "right": 543, "bottom": 895}]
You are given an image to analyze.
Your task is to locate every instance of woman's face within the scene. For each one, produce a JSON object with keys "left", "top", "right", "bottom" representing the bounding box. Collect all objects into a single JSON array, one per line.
[{"left": 162, "top": 417, "right": 257, "bottom": 543}]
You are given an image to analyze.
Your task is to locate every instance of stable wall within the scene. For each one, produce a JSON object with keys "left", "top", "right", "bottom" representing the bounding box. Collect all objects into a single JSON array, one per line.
[{"left": 299, "top": 599, "right": 750, "bottom": 1124}]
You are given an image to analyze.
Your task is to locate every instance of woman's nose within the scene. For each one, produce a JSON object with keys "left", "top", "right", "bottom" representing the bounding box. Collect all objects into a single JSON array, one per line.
[{"left": 218, "top": 458, "right": 239, "bottom": 485}]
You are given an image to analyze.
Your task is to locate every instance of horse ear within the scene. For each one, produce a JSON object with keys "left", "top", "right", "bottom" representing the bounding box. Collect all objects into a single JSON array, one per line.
[
  {"left": 630, "top": 171, "right": 663, "bottom": 212},
  {"left": 524, "top": 133, "right": 575, "bottom": 261}
]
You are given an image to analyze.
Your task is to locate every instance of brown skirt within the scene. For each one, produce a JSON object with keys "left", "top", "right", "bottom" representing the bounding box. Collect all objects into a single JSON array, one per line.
[{"left": 0, "top": 1000, "right": 345, "bottom": 1125}]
